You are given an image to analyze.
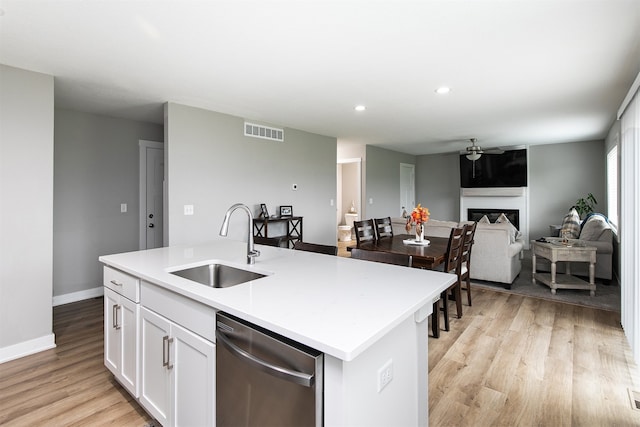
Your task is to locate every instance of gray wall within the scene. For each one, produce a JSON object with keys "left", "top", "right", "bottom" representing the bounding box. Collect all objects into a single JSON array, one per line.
[
  {"left": 166, "top": 103, "right": 337, "bottom": 246},
  {"left": 53, "top": 109, "right": 163, "bottom": 297},
  {"left": 0, "top": 65, "right": 54, "bottom": 357},
  {"left": 415, "top": 153, "right": 460, "bottom": 220},
  {"left": 410, "top": 140, "right": 606, "bottom": 239},
  {"left": 365, "top": 145, "right": 416, "bottom": 219},
  {"left": 528, "top": 140, "right": 605, "bottom": 239}
]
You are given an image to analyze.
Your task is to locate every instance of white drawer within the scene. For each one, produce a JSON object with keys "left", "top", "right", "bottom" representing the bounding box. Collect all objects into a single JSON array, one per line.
[{"left": 104, "top": 266, "right": 140, "bottom": 302}]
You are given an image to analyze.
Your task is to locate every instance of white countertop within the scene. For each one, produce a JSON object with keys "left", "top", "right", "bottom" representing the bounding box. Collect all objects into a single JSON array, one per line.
[{"left": 99, "top": 240, "right": 455, "bottom": 361}]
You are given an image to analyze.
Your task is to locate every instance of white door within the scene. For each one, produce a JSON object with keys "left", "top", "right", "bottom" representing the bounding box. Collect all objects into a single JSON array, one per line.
[
  {"left": 400, "top": 163, "right": 415, "bottom": 215},
  {"left": 140, "top": 307, "right": 171, "bottom": 426},
  {"left": 171, "top": 323, "right": 215, "bottom": 427},
  {"left": 104, "top": 288, "right": 121, "bottom": 374},
  {"left": 139, "top": 141, "right": 164, "bottom": 249}
]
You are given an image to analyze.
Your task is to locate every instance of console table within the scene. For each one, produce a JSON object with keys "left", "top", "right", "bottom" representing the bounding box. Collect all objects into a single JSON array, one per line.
[
  {"left": 531, "top": 240, "right": 596, "bottom": 296},
  {"left": 253, "top": 216, "right": 303, "bottom": 248}
]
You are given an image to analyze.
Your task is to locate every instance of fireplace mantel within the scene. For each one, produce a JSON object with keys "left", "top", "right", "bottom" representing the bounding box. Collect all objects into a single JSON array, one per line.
[{"left": 461, "top": 187, "right": 525, "bottom": 197}]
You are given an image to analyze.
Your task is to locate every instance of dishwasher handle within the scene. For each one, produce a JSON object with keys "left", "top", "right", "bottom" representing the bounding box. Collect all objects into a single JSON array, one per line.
[{"left": 216, "top": 329, "right": 315, "bottom": 388}]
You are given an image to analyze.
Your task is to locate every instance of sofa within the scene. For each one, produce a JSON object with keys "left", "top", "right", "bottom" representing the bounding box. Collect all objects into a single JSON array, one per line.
[
  {"left": 539, "top": 213, "right": 614, "bottom": 281},
  {"left": 391, "top": 217, "right": 524, "bottom": 285}
]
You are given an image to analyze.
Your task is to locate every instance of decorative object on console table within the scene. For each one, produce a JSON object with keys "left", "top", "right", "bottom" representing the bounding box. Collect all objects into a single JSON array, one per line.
[
  {"left": 279, "top": 205, "right": 293, "bottom": 217},
  {"left": 405, "top": 204, "right": 430, "bottom": 242},
  {"left": 260, "top": 203, "right": 269, "bottom": 218}
]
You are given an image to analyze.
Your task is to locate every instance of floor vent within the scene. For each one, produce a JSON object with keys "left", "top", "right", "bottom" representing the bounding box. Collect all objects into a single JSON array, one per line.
[
  {"left": 628, "top": 388, "right": 640, "bottom": 410},
  {"left": 244, "top": 122, "right": 284, "bottom": 142}
]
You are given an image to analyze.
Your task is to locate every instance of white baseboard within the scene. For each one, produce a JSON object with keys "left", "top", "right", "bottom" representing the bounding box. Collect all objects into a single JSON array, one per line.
[
  {"left": 53, "top": 286, "right": 104, "bottom": 307},
  {"left": 0, "top": 333, "right": 56, "bottom": 364}
]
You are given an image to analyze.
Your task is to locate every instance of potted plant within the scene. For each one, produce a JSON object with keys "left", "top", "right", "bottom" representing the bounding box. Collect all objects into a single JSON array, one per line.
[{"left": 574, "top": 193, "right": 597, "bottom": 218}]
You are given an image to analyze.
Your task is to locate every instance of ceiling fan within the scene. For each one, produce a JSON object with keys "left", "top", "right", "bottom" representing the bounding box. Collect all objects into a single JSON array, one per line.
[{"left": 465, "top": 138, "right": 483, "bottom": 161}]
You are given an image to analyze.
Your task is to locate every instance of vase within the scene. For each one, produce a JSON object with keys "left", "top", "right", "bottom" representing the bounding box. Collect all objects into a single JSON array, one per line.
[{"left": 415, "top": 223, "right": 424, "bottom": 242}]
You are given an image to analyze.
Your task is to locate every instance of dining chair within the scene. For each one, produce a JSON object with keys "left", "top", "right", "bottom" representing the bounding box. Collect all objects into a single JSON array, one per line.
[
  {"left": 373, "top": 217, "right": 394, "bottom": 240},
  {"left": 293, "top": 241, "right": 338, "bottom": 256},
  {"left": 436, "top": 225, "right": 467, "bottom": 332},
  {"left": 350, "top": 248, "right": 412, "bottom": 267},
  {"left": 459, "top": 222, "right": 477, "bottom": 306},
  {"left": 353, "top": 219, "right": 377, "bottom": 247}
]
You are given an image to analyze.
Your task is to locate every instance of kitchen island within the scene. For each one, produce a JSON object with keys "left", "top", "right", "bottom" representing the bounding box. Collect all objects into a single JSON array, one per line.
[{"left": 100, "top": 240, "right": 455, "bottom": 426}]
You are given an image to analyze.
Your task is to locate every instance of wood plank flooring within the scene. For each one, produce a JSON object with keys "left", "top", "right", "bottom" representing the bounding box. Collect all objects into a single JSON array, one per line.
[
  {"left": 0, "top": 297, "right": 152, "bottom": 427},
  {"left": 1, "top": 289, "right": 640, "bottom": 426},
  {"left": 429, "top": 288, "right": 640, "bottom": 426}
]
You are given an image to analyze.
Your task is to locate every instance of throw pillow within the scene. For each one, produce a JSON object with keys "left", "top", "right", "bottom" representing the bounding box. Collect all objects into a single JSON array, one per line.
[
  {"left": 478, "top": 215, "right": 490, "bottom": 224},
  {"left": 560, "top": 208, "right": 581, "bottom": 239},
  {"left": 495, "top": 212, "right": 522, "bottom": 241},
  {"left": 579, "top": 214, "right": 609, "bottom": 240}
]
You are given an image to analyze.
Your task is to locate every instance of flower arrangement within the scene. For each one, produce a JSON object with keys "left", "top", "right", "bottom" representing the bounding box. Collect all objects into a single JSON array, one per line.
[{"left": 405, "top": 204, "right": 430, "bottom": 236}]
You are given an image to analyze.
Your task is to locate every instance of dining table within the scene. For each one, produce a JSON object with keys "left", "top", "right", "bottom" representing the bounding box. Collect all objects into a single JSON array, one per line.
[
  {"left": 356, "top": 234, "right": 452, "bottom": 338},
  {"left": 357, "top": 234, "right": 450, "bottom": 270}
]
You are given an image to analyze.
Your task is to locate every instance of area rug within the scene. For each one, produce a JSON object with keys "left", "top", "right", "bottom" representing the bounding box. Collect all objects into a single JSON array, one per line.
[{"left": 471, "top": 250, "right": 620, "bottom": 313}]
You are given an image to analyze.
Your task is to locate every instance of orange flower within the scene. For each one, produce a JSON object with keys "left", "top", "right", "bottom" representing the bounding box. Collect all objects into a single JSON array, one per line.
[{"left": 405, "top": 204, "right": 430, "bottom": 231}]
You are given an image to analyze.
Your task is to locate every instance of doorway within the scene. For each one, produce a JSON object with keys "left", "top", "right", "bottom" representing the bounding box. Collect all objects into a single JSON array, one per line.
[
  {"left": 400, "top": 163, "right": 415, "bottom": 216},
  {"left": 139, "top": 140, "right": 164, "bottom": 249}
]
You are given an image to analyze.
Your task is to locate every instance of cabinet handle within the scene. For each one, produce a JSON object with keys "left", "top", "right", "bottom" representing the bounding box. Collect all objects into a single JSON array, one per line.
[
  {"left": 162, "top": 335, "right": 174, "bottom": 369},
  {"left": 110, "top": 280, "right": 123, "bottom": 287},
  {"left": 112, "top": 304, "right": 121, "bottom": 329}
]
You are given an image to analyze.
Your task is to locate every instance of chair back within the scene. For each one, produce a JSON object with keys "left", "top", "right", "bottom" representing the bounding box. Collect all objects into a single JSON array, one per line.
[
  {"left": 354, "top": 219, "right": 377, "bottom": 246},
  {"left": 351, "top": 249, "right": 412, "bottom": 267},
  {"left": 293, "top": 241, "right": 338, "bottom": 256},
  {"left": 444, "top": 225, "right": 467, "bottom": 274},
  {"left": 461, "top": 222, "right": 477, "bottom": 268},
  {"left": 374, "top": 217, "right": 394, "bottom": 240}
]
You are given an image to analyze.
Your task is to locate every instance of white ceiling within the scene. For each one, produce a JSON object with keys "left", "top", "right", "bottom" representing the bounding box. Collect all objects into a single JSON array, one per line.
[{"left": 1, "top": 0, "right": 639, "bottom": 155}]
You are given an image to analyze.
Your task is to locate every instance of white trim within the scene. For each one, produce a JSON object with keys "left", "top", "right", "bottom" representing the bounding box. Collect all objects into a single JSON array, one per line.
[
  {"left": 52, "top": 286, "right": 104, "bottom": 307},
  {"left": 461, "top": 187, "right": 525, "bottom": 197},
  {"left": 0, "top": 333, "right": 56, "bottom": 364},
  {"left": 337, "top": 157, "right": 361, "bottom": 164},
  {"left": 617, "top": 71, "right": 640, "bottom": 120}
]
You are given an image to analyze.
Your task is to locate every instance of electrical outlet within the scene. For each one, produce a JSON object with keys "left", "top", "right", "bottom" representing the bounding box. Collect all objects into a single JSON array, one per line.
[
  {"left": 377, "top": 359, "right": 393, "bottom": 393},
  {"left": 184, "top": 205, "right": 194, "bottom": 215}
]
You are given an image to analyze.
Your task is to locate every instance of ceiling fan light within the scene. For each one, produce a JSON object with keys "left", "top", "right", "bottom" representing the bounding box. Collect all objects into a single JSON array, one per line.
[{"left": 466, "top": 152, "right": 481, "bottom": 161}]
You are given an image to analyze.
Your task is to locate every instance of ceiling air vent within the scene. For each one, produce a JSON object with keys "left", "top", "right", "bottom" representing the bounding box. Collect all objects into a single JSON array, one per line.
[{"left": 244, "top": 122, "right": 284, "bottom": 142}]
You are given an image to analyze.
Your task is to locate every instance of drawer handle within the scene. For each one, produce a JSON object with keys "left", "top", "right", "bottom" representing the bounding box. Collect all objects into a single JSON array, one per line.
[
  {"left": 110, "top": 280, "right": 123, "bottom": 287},
  {"left": 162, "top": 335, "right": 174, "bottom": 370}
]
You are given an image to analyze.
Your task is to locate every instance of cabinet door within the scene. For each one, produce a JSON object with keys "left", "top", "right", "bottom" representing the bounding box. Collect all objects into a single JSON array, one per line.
[
  {"left": 104, "top": 288, "right": 121, "bottom": 374},
  {"left": 140, "top": 307, "right": 171, "bottom": 426},
  {"left": 119, "top": 296, "right": 139, "bottom": 397},
  {"left": 171, "top": 323, "right": 215, "bottom": 427}
]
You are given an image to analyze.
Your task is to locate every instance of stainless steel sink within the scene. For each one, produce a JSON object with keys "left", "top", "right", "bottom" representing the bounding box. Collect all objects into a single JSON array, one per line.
[{"left": 170, "top": 263, "right": 267, "bottom": 288}]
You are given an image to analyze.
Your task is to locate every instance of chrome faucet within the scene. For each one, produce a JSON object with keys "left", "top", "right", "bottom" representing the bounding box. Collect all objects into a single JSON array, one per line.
[{"left": 219, "top": 203, "right": 260, "bottom": 265}]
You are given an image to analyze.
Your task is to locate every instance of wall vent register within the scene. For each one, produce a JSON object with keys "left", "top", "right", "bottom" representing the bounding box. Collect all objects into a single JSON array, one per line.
[{"left": 244, "top": 122, "right": 284, "bottom": 142}]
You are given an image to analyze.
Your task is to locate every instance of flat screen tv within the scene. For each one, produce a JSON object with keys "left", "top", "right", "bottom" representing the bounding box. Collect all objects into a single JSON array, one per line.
[{"left": 459, "top": 148, "right": 527, "bottom": 188}]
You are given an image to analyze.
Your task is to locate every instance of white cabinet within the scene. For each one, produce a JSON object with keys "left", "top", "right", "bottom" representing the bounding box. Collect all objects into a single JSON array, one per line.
[
  {"left": 140, "top": 306, "right": 215, "bottom": 427},
  {"left": 104, "top": 269, "right": 140, "bottom": 397}
]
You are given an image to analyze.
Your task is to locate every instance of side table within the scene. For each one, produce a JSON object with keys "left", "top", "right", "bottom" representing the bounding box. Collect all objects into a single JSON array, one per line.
[{"left": 531, "top": 240, "right": 597, "bottom": 296}]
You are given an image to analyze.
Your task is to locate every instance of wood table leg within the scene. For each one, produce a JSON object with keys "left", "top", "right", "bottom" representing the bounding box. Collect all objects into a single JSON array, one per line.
[
  {"left": 550, "top": 261, "right": 557, "bottom": 295},
  {"left": 532, "top": 250, "right": 536, "bottom": 283}
]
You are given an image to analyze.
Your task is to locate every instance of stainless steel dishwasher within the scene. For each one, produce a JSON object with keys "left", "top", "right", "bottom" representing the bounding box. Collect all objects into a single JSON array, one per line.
[{"left": 216, "top": 312, "right": 323, "bottom": 427}]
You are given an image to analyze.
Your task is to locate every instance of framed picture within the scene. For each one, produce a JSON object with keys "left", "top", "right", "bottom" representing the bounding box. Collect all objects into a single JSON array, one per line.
[
  {"left": 280, "top": 205, "right": 293, "bottom": 217},
  {"left": 260, "top": 203, "right": 269, "bottom": 218}
]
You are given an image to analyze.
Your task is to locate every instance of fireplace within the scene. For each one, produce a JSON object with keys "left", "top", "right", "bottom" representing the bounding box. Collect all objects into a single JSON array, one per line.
[{"left": 468, "top": 208, "right": 520, "bottom": 230}]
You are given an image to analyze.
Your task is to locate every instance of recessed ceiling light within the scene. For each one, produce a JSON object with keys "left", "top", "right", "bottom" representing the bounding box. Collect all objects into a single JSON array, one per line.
[
  {"left": 354, "top": 105, "right": 366, "bottom": 111},
  {"left": 435, "top": 87, "right": 451, "bottom": 94}
]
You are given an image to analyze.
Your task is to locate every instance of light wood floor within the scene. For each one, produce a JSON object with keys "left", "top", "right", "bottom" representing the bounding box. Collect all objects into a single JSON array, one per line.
[
  {"left": 0, "top": 297, "right": 152, "bottom": 427},
  {"left": 1, "top": 289, "right": 640, "bottom": 426}
]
